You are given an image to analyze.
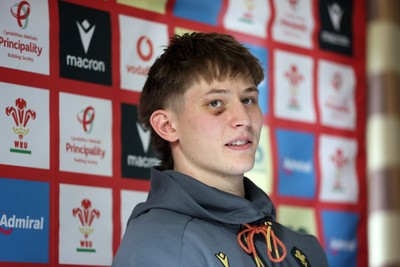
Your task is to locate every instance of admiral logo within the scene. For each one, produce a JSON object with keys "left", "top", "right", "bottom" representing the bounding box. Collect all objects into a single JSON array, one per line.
[
  {"left": 125, "top": 35, "right": 153, "bottom": 76},
  {"left": 6, "top": 98, "right": 36, "bottom": 154},
  {"left": 11, "top": 1, "right": 31, "bottom": 29},
  {"left": 59, "top": 1, "right": 112, "bottom": 85},
  {"left": 319, "top": 0, "right": 353, "bottom": 55},
  {"left": 73, "top": 199, "right": 100, "bottom": 253},
  {"left": 282, "top": 157, "right": 312, "bottom": 174},
  {"left": 285, "top": 65, "right": 303, "bottom": 110},
  {"left": 0, "top": 213, "right": 44, "bottom": 233},
  {"left": 330, "top": 148, "right": 348, "bottom": 190},
  {"left": 329, "top": 237, "right": 357, "bottom": 254},
  {"left": 121, "top": 104, "right": 160, "bottom": 179}
]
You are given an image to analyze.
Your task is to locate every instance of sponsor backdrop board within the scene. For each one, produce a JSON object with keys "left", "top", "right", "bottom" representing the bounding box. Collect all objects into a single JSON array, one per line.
[{"left": 0, "top": 0, "right": 367, "bottom": 266}]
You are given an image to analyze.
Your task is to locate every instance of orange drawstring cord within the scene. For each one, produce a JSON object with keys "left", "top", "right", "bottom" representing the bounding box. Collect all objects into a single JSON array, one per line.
[{"left": 238, "top": 222, "right": 287, "bottom": 265}]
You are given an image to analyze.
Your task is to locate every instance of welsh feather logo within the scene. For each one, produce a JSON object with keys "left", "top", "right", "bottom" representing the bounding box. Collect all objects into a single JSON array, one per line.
[
  {"left": 238, "top": 1, "right": 255, "bottom": 24},
  {"left": 10, "top": 1, "right": 31, "bottom": 29},
  {"left": 285, "top": 65, "right": 303, "bottom": 110},
  {"left": 288, "top": 0, "right": 298, "bottom": 11},
  {"left": 331, "top": 148, "right": 348, "bottom": 191},
  {"left": 6, "top": 98, "right": 36, "bottom": 154},
  {"left": 77, "top": 106, "right": 95, "bottom": 133},
  {"left": 73, "top": 199, "right": 100, "bottom": 253}
]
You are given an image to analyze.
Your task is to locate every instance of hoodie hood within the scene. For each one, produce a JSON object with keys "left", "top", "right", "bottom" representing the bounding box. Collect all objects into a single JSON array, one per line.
[{"left": 129, "top": 168, "right": 275, "bottom": 227}]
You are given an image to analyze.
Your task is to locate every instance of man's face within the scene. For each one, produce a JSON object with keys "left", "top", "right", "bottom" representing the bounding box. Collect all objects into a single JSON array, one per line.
[{"left": 170, "top": 74, "right": 263, "bottom": 183}]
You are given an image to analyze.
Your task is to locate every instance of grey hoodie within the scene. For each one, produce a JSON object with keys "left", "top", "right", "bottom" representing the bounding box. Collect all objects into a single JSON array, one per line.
[{"left": 112, "top": 168, "right": 329, "bottom": 267}]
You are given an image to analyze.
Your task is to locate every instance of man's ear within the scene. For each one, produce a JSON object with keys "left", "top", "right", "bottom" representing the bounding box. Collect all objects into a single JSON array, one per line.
[{"left": 149, "top": 109, "right": 178, "bottom": 142}]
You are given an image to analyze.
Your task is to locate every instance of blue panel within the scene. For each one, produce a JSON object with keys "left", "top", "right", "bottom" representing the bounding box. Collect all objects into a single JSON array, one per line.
[
  {"left": 322, "top": 210, "right": 358, "bottom": 267},
  {"left": 173, "top": 0, "right": 222, "bottom": 26},
  {"left": 0, "top": 178, "right": 49, "bottom": 263},
  {"left": 246, "top": 43, "right": 269, "bottom": 115},
  {"left": 276, "top": 129, "right": 316, "bottom": 198}
]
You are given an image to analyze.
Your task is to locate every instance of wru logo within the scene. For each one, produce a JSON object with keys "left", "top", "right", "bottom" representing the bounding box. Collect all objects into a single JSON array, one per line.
[{"left": 73, "top": 199, "right": 100, "bottom": 252}]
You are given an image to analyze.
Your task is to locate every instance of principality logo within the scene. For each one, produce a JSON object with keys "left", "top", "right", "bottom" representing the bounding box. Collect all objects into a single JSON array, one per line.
[
  {"left": 332, "top": 71, "right": 343, "bottom": 91},
  {"left": 285, "top": 65, "right": 303, "bottom": 110},
  {"left": 77, "top": 106, "right": 95, "bottom": 133},
  {"left": 6, "top": 98, "right": 36, "bottom": 154},
  {"left": 10, "top": 1, "right": 31, "bottom": 30},
  {"left": 72, "top": 199, "right": 100, "bottom": 253},
  {"left": 331, "top": 148, "right": 348, "bottom": 191}
]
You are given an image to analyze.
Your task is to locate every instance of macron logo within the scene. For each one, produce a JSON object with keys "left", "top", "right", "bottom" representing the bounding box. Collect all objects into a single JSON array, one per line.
[
  {"left": 327, "top": 3, "right": 344, "bottom": 32},
  {"left": 136, "top": 122, "right": 151, "bottom": 153},
  {"left": 76, "top": 19, "right": 96, "bottom": 54}
]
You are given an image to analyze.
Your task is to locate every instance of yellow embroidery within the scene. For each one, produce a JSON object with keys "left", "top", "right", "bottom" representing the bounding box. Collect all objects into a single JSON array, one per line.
[
  {"left": 215, "top": 252, "right": 230, "bottom": 267},
  {"left": 254, "top": 256, "right": 266, "bottom": 267},
  {"left": 295, "top": 249, "right": 308, "bottom": 267}
]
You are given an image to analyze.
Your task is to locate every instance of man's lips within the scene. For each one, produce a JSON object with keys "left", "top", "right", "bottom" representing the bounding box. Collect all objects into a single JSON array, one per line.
[{"left": 225, "top": 138, "right": 252, "bottom": 146}]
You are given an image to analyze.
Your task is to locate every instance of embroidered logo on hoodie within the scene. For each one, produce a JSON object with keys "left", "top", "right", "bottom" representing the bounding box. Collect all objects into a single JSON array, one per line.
[
  {"left": 291, "top": 247, "right": 311, "bottom": 266},
  {"left": 215, "top": 252, "right": 230, "bottom": 267}
]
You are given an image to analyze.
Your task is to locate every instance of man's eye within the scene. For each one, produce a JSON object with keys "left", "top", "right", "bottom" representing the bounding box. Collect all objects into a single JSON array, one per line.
[
  {"left": 209, "top": 100, "right": 222, "bottom": 107},
  {"left": 242, "top": 98, "right": 254, "bottom": 104}
]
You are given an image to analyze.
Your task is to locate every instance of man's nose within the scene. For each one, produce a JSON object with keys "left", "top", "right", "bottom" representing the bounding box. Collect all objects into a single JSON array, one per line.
[{"left": 230, "top": 103, "right": 251, "bottom": 128}]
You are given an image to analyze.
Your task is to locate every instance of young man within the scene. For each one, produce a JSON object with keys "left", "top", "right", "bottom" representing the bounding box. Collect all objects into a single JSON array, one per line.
[{"left": 112, "top": 32, "right": 328, "bottom": 267}]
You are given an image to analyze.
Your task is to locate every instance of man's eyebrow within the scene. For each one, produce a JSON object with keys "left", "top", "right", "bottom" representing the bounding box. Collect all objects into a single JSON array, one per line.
[
  {"left": 204, "top": 88, "right": 230, "bottom": 95},
  {"left": 245, "top": 87, "right": 259, "bottom": 93},
  {"left": 204, "top": 87, "right": 259, "bottom": 96}
]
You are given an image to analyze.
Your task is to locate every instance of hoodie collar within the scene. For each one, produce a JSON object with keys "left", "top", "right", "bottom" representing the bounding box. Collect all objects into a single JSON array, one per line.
[{"left": 130, "top": 168, "right": 275, "bottom": 227}]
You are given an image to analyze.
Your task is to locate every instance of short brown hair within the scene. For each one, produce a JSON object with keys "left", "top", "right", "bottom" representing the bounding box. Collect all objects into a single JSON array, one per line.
[{"left": 138, "top": 32, "right": 264, "bottom": 170}]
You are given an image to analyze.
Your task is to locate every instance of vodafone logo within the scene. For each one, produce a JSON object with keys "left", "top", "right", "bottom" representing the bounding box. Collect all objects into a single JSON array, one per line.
[{"left": 136, "top": 36, "right": 153, "bottom": 62}]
